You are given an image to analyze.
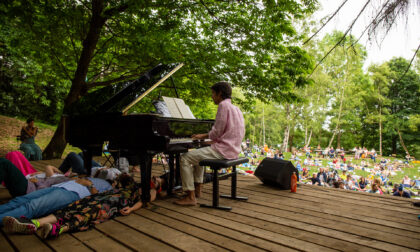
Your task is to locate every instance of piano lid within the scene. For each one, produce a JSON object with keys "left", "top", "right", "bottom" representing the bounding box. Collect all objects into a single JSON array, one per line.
[{"left": 65, "top": 63, "right": 184, "bottom": 116}]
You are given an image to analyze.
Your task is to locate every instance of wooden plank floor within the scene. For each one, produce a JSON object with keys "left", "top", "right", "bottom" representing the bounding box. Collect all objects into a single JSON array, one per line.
[{"left": 1, "top": 159, "right": 419, "bottom": 251}]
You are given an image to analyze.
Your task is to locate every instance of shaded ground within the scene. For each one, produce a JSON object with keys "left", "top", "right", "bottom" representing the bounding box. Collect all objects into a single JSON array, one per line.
[{"left": 0, "top": 115, "right": 75, "bottom": 158}]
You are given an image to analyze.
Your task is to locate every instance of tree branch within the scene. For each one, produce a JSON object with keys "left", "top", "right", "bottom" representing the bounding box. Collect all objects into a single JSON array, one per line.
[
  {"left": 198, "top": 0, "right": 228, "bottom": 26},
  {"left": 103, "top": 3, "right": 129, "bottom": 18},
  {"left": 304, "top": 0, "right": 349, "bottom": 45},
  {"left": 347, "top": 0, "right": 392, "bottom": 50},
  {"left": 86, "top": 73, "right": 141, "bottom": 89},
  {"left": 310, "top": 0, "right": 371, "bottom": 75},
  {"left": 395, "top": 41, "right": 420, "bottom": 83}
]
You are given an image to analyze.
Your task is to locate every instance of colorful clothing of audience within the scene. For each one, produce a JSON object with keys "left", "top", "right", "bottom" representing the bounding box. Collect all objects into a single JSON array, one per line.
[{"left": 53, "top": 183, "right": 140, "bottom": 233}]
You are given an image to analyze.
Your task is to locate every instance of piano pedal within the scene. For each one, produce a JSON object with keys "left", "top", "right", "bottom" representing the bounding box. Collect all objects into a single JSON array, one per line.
[{"left": 172, "top": 185, "right": 183, "bottom": 192}]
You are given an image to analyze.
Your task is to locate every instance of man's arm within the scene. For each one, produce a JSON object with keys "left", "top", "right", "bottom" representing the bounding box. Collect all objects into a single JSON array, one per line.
[{"left": 192, "top": 133, "right": 208, "bottom": 140}]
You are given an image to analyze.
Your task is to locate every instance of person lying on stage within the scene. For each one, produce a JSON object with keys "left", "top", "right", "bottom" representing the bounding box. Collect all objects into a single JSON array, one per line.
[
  {"left": 0, "top": 158, "right": 71, "bottom": 198},
  {"left": 174, "top": 81, "right": 245, "bottom": 206},
  {"left": 3, "top": 174, "right": 166, "bottom": 238},
  {"left": 0, "top": 152, "right": 119, "bottom": 198},
  {"left": 0, "top": 174, "right": 112, "bottom": 227}
]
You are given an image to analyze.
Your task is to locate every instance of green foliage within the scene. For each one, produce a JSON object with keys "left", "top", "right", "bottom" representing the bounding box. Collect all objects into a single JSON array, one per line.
[{"left": 0, "top": 0, "right": 317, "bottom": 125}]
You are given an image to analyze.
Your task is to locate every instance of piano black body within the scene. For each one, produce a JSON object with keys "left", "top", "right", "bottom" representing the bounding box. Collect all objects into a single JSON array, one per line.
[{"left": 64, "top": 63, "right": 214, "bottom": 203}]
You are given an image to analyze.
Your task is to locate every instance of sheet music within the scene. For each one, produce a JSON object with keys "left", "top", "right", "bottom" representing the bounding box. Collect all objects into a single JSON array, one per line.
[
  {"left": 174, "top": 98, "right": 195, "bottom": 119},
  {"left": 163, "top": 96, "right": 195, "bottom": 119},
  {"left": 185, "top": 105, "right": 196, "bottom": 119},
  {"left": 163, "top": 96, "right": 182, "bottom": 118}
]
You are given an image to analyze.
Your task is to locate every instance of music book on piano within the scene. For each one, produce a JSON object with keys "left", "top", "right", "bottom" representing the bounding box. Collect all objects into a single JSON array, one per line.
[{"left": 162, "top": 96, "right": 195, "bottom": 119}]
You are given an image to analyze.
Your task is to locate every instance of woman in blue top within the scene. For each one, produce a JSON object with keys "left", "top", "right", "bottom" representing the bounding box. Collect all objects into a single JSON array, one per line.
[{"left": 358, "top": 177, "right": 368, "bottom": 191}]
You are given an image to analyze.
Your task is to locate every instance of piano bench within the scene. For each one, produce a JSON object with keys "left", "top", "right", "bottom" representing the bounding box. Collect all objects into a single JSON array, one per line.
[{"left": 199, "top": 157, "right": 248, "bottom": 211}]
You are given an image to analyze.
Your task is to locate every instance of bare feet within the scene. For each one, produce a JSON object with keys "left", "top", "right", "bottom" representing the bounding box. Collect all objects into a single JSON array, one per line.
[
  {"left": 174, "top": 191, "right": 196, "bottom": 206},
  {"left": 194, "top": 183, "right": 203, "bottom": 198}
]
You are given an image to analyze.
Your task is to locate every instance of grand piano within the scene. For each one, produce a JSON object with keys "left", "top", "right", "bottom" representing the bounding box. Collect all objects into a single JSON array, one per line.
[{"left": 64, "top": 63, "right": 214, "bottom": 204}]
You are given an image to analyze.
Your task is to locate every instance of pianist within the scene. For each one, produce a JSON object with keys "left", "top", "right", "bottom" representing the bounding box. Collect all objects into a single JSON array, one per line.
[{"left": 175, "top": 81, "right": 245, "bottom": 206}]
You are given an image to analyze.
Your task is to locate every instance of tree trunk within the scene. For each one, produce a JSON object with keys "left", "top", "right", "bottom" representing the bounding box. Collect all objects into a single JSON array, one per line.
[
  {"left": 304, "top": 124, "right": 308, "bottom": 146},
  {"left": 43, "top": 0, "right": 108, "bottom": 159},
  {"left": 289, "top": 130, "right": 294, "bottom": 152},
  {"left": 281, "top": 126, "right": 290, "bottom": 152},
  {"left": 262, "top": 106, "right": 265, "bottom": 146},
  {"left": 391, "top": 134, "right": 398, "bottom": 155},
  {"left": 328, "top": 86, "right": 344, "bottom": 148},
  {"left": 281, "top": 104, "right": 290, "bottom": 152},
  {"left": 306, "top": 129, "right": 313, "bottom": 147},
  {"left": 397, "top": 129, "right": 410, "bottom": 156},
  {"left": 337, "top": 129, "right": 341, "bottom": 149},
  {"left": 379, "top": 106, "right": 382, "bottom": 156}
]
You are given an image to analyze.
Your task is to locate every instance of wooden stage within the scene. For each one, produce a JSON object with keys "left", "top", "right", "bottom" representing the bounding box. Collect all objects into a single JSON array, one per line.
[{"left": 1, "top": 159, "right": 419, "bottom": 251}]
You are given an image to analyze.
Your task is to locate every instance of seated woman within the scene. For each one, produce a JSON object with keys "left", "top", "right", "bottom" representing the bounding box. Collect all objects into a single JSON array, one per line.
[
  {"left": 19, "top": 118, "right": 42, "bottom": 161},
  {"left": 358, "top": 176, "right": 368, "bottom": 191},
  {"left": 401, "top": 175, "right": 411, "bottom": 188},
  {"left": 368, "top": 183, "right": 381, "bottom": 194},
  {"left": 5, "top": 174, "right": 166, "bottom": 238}
]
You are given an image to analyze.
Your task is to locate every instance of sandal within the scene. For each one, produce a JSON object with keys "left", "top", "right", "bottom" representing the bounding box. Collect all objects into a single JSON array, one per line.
[{"left": 38, "top": 222, "right": 62, "bottom": 239}]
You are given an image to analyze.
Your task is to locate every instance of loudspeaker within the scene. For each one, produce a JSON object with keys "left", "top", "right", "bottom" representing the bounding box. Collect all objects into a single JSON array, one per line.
[{"left": 254, "top": 158, "right": 299, "bottom": 189}]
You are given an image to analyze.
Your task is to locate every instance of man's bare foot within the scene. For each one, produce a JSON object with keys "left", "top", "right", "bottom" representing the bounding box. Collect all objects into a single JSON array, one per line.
[
  {"left": 194, "top": 183, "right": 203, "bottom": 198},
  {"left": 174, "top": 191, "right": 196, "bottom": 206},
  {"left": 174, "top": 197, "right": 197, "bottom": 206}
]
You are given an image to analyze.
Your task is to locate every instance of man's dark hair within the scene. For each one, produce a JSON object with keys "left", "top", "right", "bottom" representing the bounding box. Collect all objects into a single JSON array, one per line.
[
  {"left": 26, "top": 118, "right": 34, "bottom": 124},
  {"left": 211, "top": 81, "right": 232, "bottom": 100}
]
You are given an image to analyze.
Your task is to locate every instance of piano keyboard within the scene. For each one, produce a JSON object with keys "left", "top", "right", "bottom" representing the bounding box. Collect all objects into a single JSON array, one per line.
[{"left": 169, "top": 138, "right": 211, "bottom": 144}]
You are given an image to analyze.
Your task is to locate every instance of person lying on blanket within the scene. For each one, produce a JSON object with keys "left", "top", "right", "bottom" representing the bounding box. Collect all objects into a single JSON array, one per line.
[{"left": 3, "top": 174, "right": 166, "bottom": 238}]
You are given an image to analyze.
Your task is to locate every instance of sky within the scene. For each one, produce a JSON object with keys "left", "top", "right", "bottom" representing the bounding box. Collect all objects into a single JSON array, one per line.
[{"left": 313, "top": 0, "right": 420, "bottom": 68}]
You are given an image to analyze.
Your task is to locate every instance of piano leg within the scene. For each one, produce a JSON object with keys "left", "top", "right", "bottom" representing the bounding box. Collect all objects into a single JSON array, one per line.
[
  {"left": 168, "top": 154, "right": 175, "bottom": 195},
  {"left": 82, "top": 149, "right": 93, "bottom": 176},
  {"left": 138, "top": 151, "right": 152, "bottom": 205}
]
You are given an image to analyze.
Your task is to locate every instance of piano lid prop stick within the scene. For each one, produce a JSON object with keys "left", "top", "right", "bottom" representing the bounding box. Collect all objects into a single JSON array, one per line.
[{"left": 122, "top": 63, "right": 184, "bottom": 115}]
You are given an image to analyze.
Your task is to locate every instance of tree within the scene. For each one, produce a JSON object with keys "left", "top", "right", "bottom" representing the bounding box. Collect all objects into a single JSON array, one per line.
[
  {"left": 366, "top": 63, "right": 390, "bottom": 156},
  {"left": 313, "top": 31, "right": 367, "bottom": 148},
  {"left": 0, "top": 0, "right": 317, "bottom": 158},
  {"left": 385, "top": 57, "right": 420, "bottom": 156}
]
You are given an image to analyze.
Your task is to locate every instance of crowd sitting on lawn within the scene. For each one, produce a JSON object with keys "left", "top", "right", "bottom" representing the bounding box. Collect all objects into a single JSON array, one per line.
[{"left": 240, "top": 142, "right": 419, "bottom": 199}]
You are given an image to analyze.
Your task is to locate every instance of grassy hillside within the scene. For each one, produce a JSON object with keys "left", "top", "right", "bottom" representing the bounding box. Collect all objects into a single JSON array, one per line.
[{"left": 0, "top": 115, "right": 78, "bottom": 158}]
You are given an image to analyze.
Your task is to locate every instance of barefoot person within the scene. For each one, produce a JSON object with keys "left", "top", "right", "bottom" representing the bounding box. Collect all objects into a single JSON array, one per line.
[{"left": 174, "top": 81, "right": 245, "bottom": 206}]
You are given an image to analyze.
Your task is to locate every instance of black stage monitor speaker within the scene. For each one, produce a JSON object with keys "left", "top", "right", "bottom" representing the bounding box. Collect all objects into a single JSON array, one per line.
[{"left": 254, "top": 158, "right": 299, "bottom": 189}]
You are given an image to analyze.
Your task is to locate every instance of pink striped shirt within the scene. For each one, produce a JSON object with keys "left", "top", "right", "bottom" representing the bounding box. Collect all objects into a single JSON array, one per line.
[{"left": 209, "top": 99, "right": 245, "bottom": 159}]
